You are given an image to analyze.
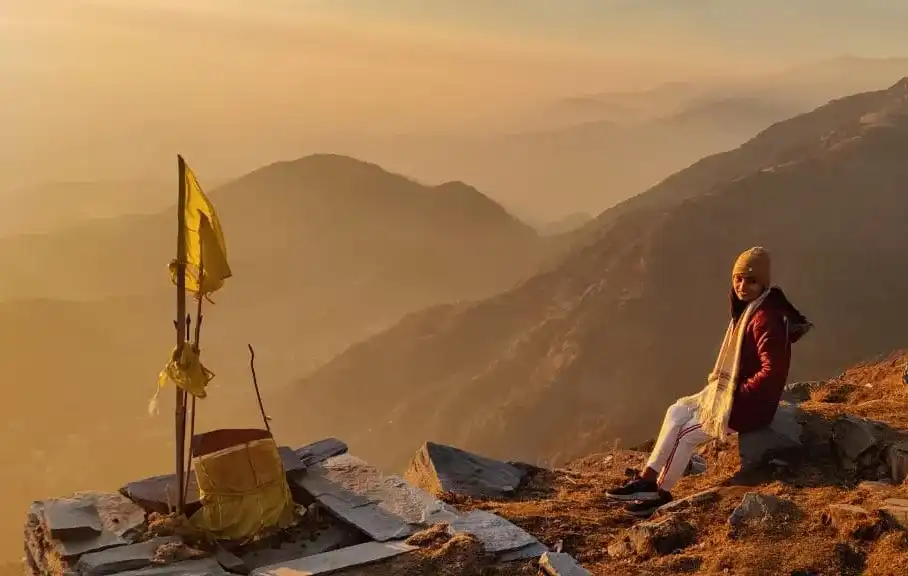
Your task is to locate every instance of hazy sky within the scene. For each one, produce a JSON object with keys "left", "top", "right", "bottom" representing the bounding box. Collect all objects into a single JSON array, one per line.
[{"left": 4, "top": 0, "right": 908, "bottom": 188}]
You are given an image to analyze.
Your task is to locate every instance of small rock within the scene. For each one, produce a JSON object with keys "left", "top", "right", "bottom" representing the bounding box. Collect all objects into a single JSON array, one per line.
[
  {"left": 684, "top": 455, "right": 708, "bottom": 477},
  {"left": 880, "top": 500, "right": 908, "bottom": 530},
  {"left": 886, "top": 441, "right": 908, "bottom": 484},
  {"left": 728, "top": 493, "right": 791, "bottom": 528},
  {"left": 832, "top": 415, "right": 883, "bottom": 465},
  {"left": 738, "top": 404, "right": 803, "bottom": 470},
  {"left": 824, "top": 504, "right": 870, "bottom": 528},
  {"left": 626, "top": 515, "right": 696, "bottom": 558},
  {"left": 656, "top": 488, "right": 720, "bottom": 516},
  {"left": 606, "top": 538, "right": 634, "bottom": 559},
  {"left": 825, "top": 503, "right": 884, "bottom": 541},
  {"left": 781, "top": 381, "right": 818, "bottom": 404},
  {"left": 538, "top": 551, "right": 592, "bottom": 576},
  {"left": 404, "top": 441, "right": 529, "bottom": 499},
  {"left": 858, "top": 480, "right": 894, "bottom": 491}
]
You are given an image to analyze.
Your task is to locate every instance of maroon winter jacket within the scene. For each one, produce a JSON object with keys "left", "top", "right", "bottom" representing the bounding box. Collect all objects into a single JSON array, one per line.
[{"left": 728, "top": 287, "right": 811, "bottom": 433}]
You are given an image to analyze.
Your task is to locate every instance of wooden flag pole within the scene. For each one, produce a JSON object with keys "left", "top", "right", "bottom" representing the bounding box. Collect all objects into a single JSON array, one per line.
[
  {"left": 174, "top": 155, "right": 189, "bottom": 515},
  {"left": 182, "top": 249, "right": 205, "bottom": 508}
]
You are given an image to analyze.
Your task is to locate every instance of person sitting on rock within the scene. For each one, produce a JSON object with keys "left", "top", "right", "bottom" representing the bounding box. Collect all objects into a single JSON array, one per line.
[{"left": 606, "top": 246, "right": 813, "bottom": 517}]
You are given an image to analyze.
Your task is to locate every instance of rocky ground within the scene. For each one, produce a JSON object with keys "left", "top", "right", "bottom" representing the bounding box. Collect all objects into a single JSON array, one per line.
[
  {"left": 18, "top": 351, "right": 908, "bottom": 576},
  {"left": 438, "top": 350, "right": 908, "bottom": 575}
]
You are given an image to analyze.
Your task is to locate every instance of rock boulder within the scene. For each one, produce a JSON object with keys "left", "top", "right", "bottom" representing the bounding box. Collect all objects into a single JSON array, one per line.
[
  {"left": 738, "top": 404, "right": 803, "bottom": 470},
  {"left": 625, "top": 515, "right": 696, "bottom": 558},
  {"left": 405, "top": 442, "right": 529, "bottom": 499},
  {"left": 729, "top": 493, "right": 793, "bottom": 528}
]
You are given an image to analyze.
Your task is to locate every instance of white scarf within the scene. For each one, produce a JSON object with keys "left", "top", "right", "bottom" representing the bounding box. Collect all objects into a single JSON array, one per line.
[{"left": 678, "top": 287, "right": 771, "bottom": 441}]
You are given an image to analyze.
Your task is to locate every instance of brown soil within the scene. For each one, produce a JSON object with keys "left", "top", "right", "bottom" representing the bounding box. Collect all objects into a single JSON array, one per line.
[{"left": 430, "top": 352, "right": 908, "bottom": 575}]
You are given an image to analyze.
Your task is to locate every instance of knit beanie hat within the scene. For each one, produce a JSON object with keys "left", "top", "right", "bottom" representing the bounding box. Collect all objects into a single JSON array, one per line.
[{"left": 732, "top": 246, "right": 771, "bottom": 287}]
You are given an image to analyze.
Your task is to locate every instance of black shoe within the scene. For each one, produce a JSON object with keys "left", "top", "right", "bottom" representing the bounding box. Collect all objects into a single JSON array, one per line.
[
  {"left": 625, "top": 490, "right": 673, "bottom": 518},
  {"left": 605, "top": 478, "right": 660, "bottom": 502}
]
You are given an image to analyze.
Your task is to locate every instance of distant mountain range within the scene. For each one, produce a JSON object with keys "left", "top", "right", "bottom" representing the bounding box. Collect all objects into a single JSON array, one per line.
[
  {"left": 305, "top": 57, "right": 908, "bottom": 223},
  {"left": 271, "top": 77, "right": 908, "bottom": 474}
]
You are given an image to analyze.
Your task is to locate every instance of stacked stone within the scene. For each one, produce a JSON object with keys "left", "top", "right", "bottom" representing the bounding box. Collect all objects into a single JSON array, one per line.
[{"left": 21, "top": 438, "right": 561, "bottom": 576}]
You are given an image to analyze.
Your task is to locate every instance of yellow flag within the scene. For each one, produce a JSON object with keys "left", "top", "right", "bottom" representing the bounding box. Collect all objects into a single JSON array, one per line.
[{"left": 169, "top": 161, "right": 232, "bottom": 295}]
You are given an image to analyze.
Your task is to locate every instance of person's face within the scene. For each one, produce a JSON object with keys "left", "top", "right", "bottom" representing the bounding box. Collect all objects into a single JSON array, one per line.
[{"left": 733, "top": 273, "right": 764, "bottom": 302}]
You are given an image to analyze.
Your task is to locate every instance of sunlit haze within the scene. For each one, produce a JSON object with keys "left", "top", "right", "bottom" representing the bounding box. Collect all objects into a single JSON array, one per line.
[
  {"left": 8, "top": 1, "right": 908, "bottom": 569},
  {"left": 6, "top": 0, "right": 908, "bottom": 193}
]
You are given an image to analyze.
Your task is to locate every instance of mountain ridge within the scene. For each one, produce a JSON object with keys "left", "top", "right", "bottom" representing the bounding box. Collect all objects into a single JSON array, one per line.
[{"left": 271, "top": 77, "right": 908, "bottom": 473}]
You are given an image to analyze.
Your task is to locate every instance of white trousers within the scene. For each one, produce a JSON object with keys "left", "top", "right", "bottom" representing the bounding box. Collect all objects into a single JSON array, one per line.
[{"left": 644, "top": 399, "right": 733, "bottom": 492}]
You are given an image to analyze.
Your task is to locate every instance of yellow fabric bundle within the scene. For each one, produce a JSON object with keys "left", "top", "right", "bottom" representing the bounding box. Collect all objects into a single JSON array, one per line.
[{"left": 189, "top": 436, "right": 296, "bottom": 542}]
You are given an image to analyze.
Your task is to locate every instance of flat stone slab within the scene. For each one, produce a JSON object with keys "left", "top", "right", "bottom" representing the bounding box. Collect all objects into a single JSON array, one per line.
[
  {"left": 656, "top": 488, "right": 720, "bottom": 516},
  {"left": 278, "top": 447, "right": 307, "bottom": 474},
  {"left": 120, "top": 473, "right": 202, "bottom": 515},
  {"left": 53, "top": 529, "right": 127, "bottom": 560},
  {"left": 498, "top": 542, "right": 550, "bottom": 562},
  {"left": 32, "top": 493, "right": 147, "bottom": 560},
  {"left": 85, "top": 492, "right": 147, "bottom": 538},
  {"left": 214, "top": 546, "right": 248, "bottom": 574},
  {"left": 295, "top": 438, "right": 348, "bottom": 468},
  {"left": 447, "top": 510, "right": 546, "bottom": 559},
  {"left": 117, "top": 558, "right": 230, "bottom": 576},
  {"left": 76, "top": 536, "right": 183, "bottom": 576},
  {"left": 250, "top": 541, "right": 418, "bottom": 576},
  {"left": 238, "top": 525, "right": 363, "bottom": 571},
  {"left": 539, "top": 552, "right": 591, "bottom": 576},
  {"left": 293, "top": 454, "right": 459, "bottom": 542},
  {"left": 44, "top": 499, "right": 104, "bottom": 539},
  {"left": 405, "top": 442, "right": 528, "bottom": 499}
]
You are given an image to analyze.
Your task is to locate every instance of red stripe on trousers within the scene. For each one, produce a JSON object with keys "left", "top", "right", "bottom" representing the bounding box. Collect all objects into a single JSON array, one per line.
[{"left": 657, "top": 423, "right": 703, "bottom": 488}]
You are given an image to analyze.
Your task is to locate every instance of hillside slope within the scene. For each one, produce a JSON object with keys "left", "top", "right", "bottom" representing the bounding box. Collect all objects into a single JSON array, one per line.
[
  {"left": 452, "top": 352, "right": 908, "bottom": 575},
  {"left": 276, "top": 78, "right": 908, "bottom": 472}
]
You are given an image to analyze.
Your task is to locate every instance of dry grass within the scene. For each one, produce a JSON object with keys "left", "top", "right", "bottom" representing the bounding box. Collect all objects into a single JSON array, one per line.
[{"left": 432, "top": 352, "right": 908, "bottom": 575}]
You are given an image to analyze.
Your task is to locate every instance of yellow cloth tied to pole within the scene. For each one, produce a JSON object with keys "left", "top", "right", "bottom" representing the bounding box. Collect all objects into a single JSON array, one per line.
[
  {"left": 148, "top": 345, "right": 214, "bottom": 414},
  {"left": 189, "top": 434, "right": 296, "bottom": 542}
]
